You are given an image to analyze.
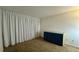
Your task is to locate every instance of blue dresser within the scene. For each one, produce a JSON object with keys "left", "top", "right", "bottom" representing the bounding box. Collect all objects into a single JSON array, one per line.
[{"left": 44, "top": 32, "right": 63, "bottom": 46}]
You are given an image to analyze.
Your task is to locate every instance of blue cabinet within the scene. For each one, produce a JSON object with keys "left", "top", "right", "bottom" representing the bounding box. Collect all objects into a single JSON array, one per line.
[{"left": 44, "top": 32, "right": 63, "bottom": 46}]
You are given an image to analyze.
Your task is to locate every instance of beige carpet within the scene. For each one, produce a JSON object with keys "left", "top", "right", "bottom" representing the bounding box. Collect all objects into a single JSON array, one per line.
[{"left": 4, "top": 38, "right": 79, "bottom": 52}]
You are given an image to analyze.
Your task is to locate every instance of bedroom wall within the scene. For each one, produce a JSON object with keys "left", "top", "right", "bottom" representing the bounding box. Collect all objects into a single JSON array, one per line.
[{"left": 40, "top": 9, "right": 79, "bottom": 48}]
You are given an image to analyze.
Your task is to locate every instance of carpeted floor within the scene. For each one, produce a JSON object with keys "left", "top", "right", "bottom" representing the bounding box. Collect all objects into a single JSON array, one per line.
[{"left": 4, "top": 38, "right": 79, "bottom": 52}]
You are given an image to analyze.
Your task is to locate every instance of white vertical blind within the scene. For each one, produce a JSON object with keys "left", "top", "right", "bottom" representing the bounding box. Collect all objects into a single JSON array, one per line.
[{"left": 1, "top": 9, "right": 40, "bottom": 47}]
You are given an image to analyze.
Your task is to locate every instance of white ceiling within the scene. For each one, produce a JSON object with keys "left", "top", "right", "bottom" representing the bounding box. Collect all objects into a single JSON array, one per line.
[{"left": 0, "top": 6, "right": 79, "bottom": 18}]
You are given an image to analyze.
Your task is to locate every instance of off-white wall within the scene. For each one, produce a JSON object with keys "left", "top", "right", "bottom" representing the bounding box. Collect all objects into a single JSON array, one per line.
[{"left": 40, "top": 10, "right": 79, "bottom": 48}]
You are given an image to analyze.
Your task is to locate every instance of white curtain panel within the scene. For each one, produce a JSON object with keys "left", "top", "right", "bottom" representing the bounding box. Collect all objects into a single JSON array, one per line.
[
  {"left": 1, "top": 9, "right": 40, "bottom": 47},
  {"left": 23, "top": 16, "right": 26, "bottom": 42},
  {"left": 0, "top": 9, "right": 3, "bottom": 51},
  {"left": 15, "top": 15, "right": 19, "bottom": 44},
  {"left": 18, "top": 15, "right": 22, "bottom": 43},
  {"left": 27, "top": 16, "right": 31, "bottom": 40},
  {"left": 25, "top": 16, "right": 29, "bottom": 41},
  {"left": 10, "top": 12, "right": 16, "bottom": 45},
  {"left": 3, "top": 10, "right": 11, "bottom": 47}
]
